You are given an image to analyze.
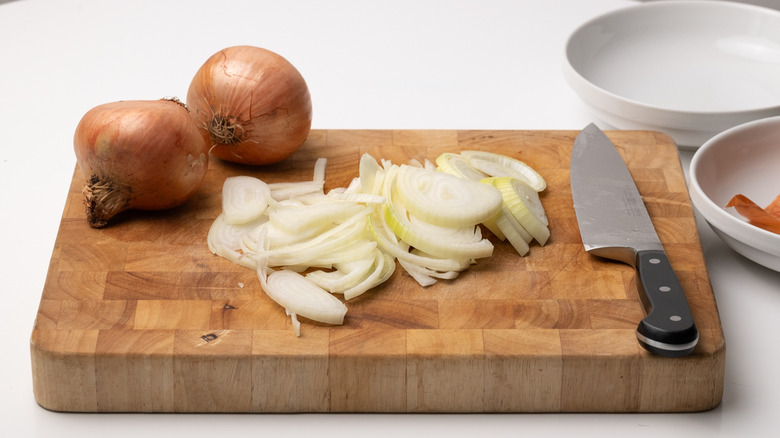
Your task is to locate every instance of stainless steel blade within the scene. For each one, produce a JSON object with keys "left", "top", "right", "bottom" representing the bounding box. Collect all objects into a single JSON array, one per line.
[{"left": 570, "top": 123, "right": 663, "bottom": 266}]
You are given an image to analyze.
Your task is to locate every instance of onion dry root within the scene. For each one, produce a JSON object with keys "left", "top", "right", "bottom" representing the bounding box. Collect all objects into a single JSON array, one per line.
[{"left": 73, "top": 98, "right": 210, "bottom": 228}]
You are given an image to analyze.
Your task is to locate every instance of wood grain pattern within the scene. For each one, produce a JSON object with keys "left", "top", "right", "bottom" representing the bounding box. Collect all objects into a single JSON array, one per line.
[{"left": 30, "top": 130, "right": 725, "bottom": 413}]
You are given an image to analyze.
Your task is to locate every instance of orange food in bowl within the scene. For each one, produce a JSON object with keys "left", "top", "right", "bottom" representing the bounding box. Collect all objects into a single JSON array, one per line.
[{"left": 726, "top": 194, "right": 780, "bottom": 234}]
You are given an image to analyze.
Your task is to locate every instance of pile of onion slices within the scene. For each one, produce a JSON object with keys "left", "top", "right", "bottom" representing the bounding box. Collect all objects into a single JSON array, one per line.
[{"left": 207, "top": 151, "right": 549, "bottom": 336}]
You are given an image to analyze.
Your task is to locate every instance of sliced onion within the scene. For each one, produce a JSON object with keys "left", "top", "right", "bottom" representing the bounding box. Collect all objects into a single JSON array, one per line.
[
  {"left": 481, "top": 212, "right": 506, "bottom": 241},
  {"left": 209, "top": 151, "right": 549, "bottom": 335},
  {"left": 395, "top": 164, "right": 502, "bottom": 228},
  {"left": 258, "top": 267, "right": 348, "bottom": 326},
  {"left": 256, "top": 208, "right": 372, "bottom": 266},
  {"left": 326, "top": 192, "right": 386, "bottom": 204},
  {"left": 306, "top": 256, "right": 376, "bottom": 293},
  {"left": 206, "top": 213, "right": 265, "bottom": 268},
  {"left": 243, "top": 220, "right": 306, "bottom": 250},
  {"left": 460, "top": 150, "right": 546, "bottom": 192},
  {"left": 267, "top": 180, "right": 324, "bottom": 201},
  {"left": 492, "top": 206, "right": 531, "bottom": 256},
  {"left": 399, "top": 259, "right": 461, "bottom": 287},
  {"left": 293, "top": 240, "right": 378, "bottom": 270},
  {"left": 435, "top": 152, "right": 489, "bottom": 181},
  {"left": 269, "top": 202, "right": 366, "bottom": 235},
  {"left": 483, "top": 176, "right": 549, "bottom": 245},
  {"left": 342, "top": 249, "right": 391, "bottom": 300},
  {"left": 312, "top": 157, "right": 327, "bottom": 184},
  {"left": 367, "top": 209, "right": 469, "bottom": 272},
  {"left": 221, "top": 176, "right": 272, "bottom": 224},
  {"left": 366, "top": 160, "right": 489, "bottom": 282},
  {"left": 383, "top": 199, "right": 494, "bottom": 260},
  {"left": 288, "top": 312, "right": 302, "bottom": 337},
  {"left": 359, "top": 153, "right": 385, "bottom": 196}
]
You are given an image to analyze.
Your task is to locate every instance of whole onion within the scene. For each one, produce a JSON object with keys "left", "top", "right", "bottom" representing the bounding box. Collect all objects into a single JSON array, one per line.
[
  {"left": 186, "top": 45, "right": 313, "bottom": 165},
  {"left": 73, "top": 98, "right": 210, "bottom": 228}
]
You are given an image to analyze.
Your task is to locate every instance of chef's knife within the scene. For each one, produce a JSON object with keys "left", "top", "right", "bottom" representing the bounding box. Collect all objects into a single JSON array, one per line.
[{"left": 570, "top": 123, "right": 698, "bottom": 357}]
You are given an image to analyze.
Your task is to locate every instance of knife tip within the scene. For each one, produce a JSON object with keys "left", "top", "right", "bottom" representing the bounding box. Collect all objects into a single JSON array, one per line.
[{"left": 584, "top": 122, "right": 600, "bottom": 132}]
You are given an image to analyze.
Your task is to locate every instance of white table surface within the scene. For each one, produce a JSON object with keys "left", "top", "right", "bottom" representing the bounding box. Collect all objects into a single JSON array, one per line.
[{"left": 2, "top": 0, "right": 779, "bottom": 436}]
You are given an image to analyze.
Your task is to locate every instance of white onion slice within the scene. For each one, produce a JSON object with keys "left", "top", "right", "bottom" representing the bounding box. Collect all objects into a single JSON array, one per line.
[
  {"left": 395, "top": 164, "right": 502, "bottom": 228},
  {"left": 283, "top": 240, "right": 377, "bottom": 270},
  {"left": 267, "top": 181, "right": 324, "bottom": 201},
  {"left": 257, "top": 208, "right": 371, "bottom": 266},
  {"left": 270, "top": 202, "right": 366, "bottom": 235},
  {"left": 435, "top": 152, "right": 489, "bottom": 181},
  {"left": 326, "top": 192, "right": 386, "bottom": 204},
  {"left": 289, "top": 312, "right": 301, "bottom": 337},
  {"left": 383, "top": 197, "right": 494, "bottom": 260},
  {"left": 306, "top": 257, "right": 376, "bottom": 293},
  {"left": 342, "top": 249, "right": 388, "bottom": 300},
  {"left": 460, "top": 150, "right": 547, "bottom": 192},
  {"left": 399, "top": 259, "right": 460, "bottom": 287},
  {"left": 492, "top": 206, "right": 531, "bottom": 256},
  {"left": 484, "top": 176, "right": 549, "bottom": 245},
  {"left": 221, "top": 176, "right": 271, "bottom": 224},
  {"left": 367, "top": 210, "right": 469, "bottom": 272},
  {"left": 312, "top": 157, "right": 327, "bottom": 184},
  {"left": 359, "top": 153, "right": 385, "bottom": 196},
  {"left": 259, "top": 267, "right": 348, "bottom": 327},
  {"left": 207, "top": 213, "right": 265, "bottom": 268}
]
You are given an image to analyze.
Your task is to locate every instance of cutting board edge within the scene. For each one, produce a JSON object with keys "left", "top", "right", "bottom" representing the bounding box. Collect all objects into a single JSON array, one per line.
[{"left": 29, "top": 326, "right": 725, "bottom": 413}]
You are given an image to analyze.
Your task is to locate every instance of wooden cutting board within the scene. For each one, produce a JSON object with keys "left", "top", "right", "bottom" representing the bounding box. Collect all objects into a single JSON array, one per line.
[{"left": 30, "top": 129, "right": 725, "bottom": 413}]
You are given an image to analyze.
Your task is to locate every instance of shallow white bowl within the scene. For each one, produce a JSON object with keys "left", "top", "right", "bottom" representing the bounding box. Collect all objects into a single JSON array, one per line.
[
  {"left": 689, "top": 116, "right": 780, "bottom": 272},
  {"left": 564, "top": 1, "right": 780, "bottom": 148}
]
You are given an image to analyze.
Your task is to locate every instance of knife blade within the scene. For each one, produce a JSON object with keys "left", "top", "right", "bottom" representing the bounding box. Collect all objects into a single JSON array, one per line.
[{"left": 570, "top": 123, "right": 698, "bottom": 357}]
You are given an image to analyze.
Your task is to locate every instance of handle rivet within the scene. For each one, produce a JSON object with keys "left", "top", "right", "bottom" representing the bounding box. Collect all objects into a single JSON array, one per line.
[
  {"left": 670, "top": 315, "right": 682, "bottom": 322},
  {"left": 649, "top": 258, "right": 661, "bottom": 264},
  {"left": 659, "top": 286, "right": 671, "bottom": 292}
]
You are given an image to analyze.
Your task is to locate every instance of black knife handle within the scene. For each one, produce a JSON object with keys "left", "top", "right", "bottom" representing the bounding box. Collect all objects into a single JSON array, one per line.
[{"left": 634, "top": 250, "right": 699, "bottom": 357}]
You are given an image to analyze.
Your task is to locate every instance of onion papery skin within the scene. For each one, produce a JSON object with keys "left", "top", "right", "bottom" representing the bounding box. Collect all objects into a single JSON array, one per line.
[
  {"left": 73, "top": 99, "right": 210, "bottom": 228},
  {"left": 186, "top": 45, "right": 313, "bottom": 165}
]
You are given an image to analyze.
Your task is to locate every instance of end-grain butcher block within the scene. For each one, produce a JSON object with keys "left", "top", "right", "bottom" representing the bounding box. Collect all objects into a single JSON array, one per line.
[{"left": 30, "top": 129, "right": 725, "bottom": 413}]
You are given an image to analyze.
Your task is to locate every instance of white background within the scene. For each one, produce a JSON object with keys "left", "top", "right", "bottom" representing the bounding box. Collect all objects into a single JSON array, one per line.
[{"left": 2, "top": 0, "right": 780, "bottom": 437}]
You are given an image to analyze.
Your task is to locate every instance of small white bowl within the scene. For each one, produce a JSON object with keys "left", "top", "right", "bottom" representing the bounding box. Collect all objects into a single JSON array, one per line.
[
  {"left": 689, "top": 116, "right": 780, "bottom": 272},
  {"left": 564, "top": 1, "right": 780, "bottom": 148}
]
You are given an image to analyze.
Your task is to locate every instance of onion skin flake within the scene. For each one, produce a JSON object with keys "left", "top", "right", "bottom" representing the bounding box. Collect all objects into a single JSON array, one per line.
[{"left": 727, "top": 194, "right": 780, "bottom": 234}]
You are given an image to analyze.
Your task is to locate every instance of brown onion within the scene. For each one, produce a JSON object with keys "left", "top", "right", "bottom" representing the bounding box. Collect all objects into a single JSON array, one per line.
[
  {"left": 186, "top": 45, "right": 312, "bottom": 165},
  {"left": 73, "top": 98, "right": 210, "bottom": 228}
]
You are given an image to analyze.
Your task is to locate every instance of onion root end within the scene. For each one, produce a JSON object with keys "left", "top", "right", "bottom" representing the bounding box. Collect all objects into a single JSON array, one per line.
[
  {"left": 82, "top": 174, "right": 131, "bottom": 228},
  {"left": 208, "top": 113, "right": 246, "bottom": 146}
]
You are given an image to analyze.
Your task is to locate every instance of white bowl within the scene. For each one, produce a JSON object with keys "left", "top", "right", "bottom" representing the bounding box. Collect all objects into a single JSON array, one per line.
[
  {"left": 564, "top": 1, "right": 780, "bottom": 148},
  {"left": 689, "top": 116, "right": 780, "bottom": 272}
]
